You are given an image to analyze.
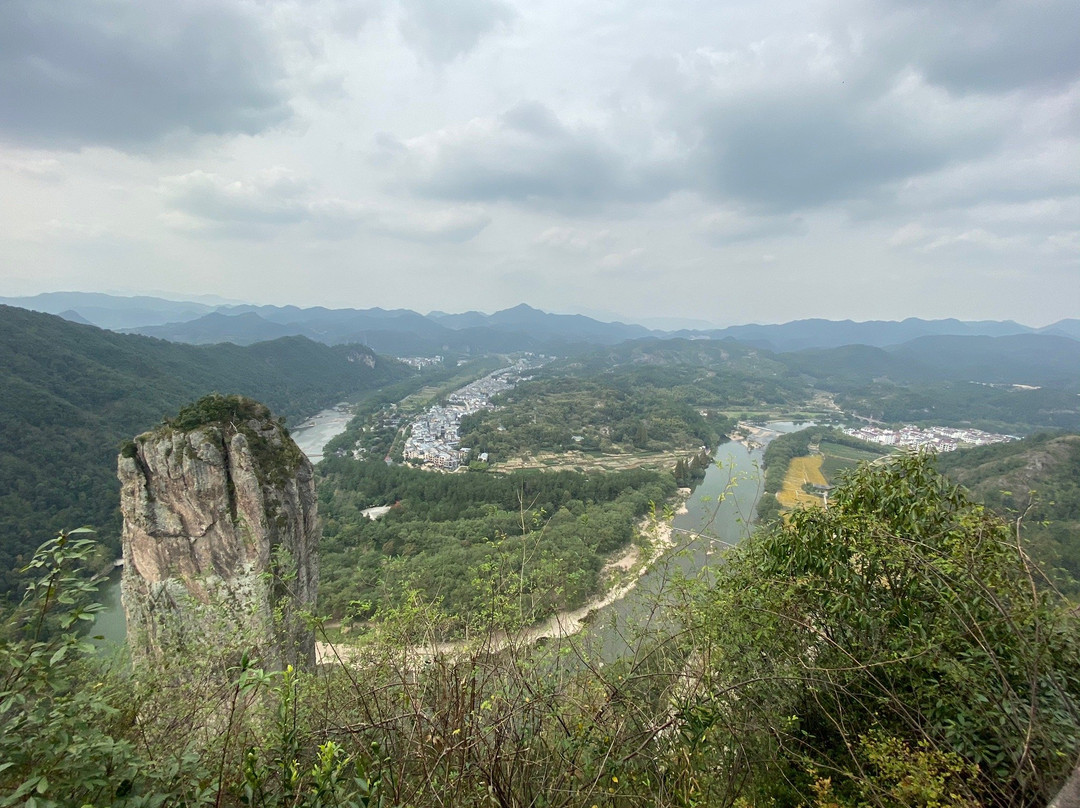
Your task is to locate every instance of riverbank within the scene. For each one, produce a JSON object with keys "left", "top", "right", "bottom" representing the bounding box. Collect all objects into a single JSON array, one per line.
[{"left": 314, "top": 489, "right": 689, "bottom": 665}]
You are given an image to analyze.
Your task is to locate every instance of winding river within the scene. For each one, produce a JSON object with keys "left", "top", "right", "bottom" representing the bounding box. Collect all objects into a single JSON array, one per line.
[
  {"left": 571, "top": 421, "right": 805, "bottom": 661},
  {"left": 289, "top": 405, "right": 355, "bottom": 464},
  {"left": 92, "top": 421, "right": 808, "bottom": 658}
]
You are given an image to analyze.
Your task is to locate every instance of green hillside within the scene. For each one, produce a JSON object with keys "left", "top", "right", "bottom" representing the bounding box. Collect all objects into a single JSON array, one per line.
[
  {"left": 0, "top": 305, "right": 409, "bottom": 594},
  {"left": 935, "top": 432, "right": 1080, "bottom": 593}
]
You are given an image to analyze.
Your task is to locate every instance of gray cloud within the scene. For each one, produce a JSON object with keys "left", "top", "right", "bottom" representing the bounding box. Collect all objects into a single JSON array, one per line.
[
  {"left": 161, "top": 168, "right": 489, "bottom": 243},
  {"left": 872, "top": 0, "right": 1080, "bottom": 94},
  {"left": 3, "top": 0, "right": 1077, "bottom": 326},
  {"left": 381, "top": 101, "right": 675, "bottom": 211},
  {"left": 640, "top": 33, "right": 1010, "bottom": 214},
  {"left": 689, "top": 85, "right": 995, "bottom": 213},
  {"left": 398, "top": 0, "right": 515, "bottom": 63},
  {"left": 0, "top": 0, "right": 291, "bottom": 149},
  {"left": 378, "top": 15, "right": 1036, "bottom": 218}
]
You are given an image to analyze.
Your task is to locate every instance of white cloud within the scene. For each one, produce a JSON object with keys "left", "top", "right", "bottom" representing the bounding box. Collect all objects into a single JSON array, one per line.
[
  {"left": 371, "top": 206, "right": 491, "bottom": 242},
  {"left": 2, "top": 157, "right": 63, "bottom": 181},
  {"left": 158, "top": 168, "right": 488, "bottom": 243},
  {"left": 598, "top": 247, "right": 645, "bottom": 268}
]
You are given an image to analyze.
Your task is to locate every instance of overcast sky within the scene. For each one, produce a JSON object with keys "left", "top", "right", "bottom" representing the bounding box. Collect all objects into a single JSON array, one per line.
[{"left": 1, "top": 0, "right": 1077, "bottom": 327}]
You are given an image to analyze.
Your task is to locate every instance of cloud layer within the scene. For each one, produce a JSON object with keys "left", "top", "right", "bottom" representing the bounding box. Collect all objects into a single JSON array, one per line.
[
  {"left": 0, "top": 0, "right": 292, "bottom": 148},
  {"left": 0, "top": 0, "right": 1076, "bottom": 325}
]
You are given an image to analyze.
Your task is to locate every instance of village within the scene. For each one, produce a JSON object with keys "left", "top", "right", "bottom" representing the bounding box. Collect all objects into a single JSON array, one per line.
[
  {"left": 842, "top": 424, "right": 1018, "bottom": 452},
  {"left": 402, "top": 363, "right": 534, "bottom": 470}
]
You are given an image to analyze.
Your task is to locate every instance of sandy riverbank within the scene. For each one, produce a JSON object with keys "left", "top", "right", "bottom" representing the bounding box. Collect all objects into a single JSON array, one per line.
[{"left": 315, "top": 491, "right": 688, "bottom": 665}]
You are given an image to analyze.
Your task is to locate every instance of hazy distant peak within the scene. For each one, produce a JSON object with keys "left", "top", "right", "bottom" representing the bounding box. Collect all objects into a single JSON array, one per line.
[{"left": 57, "top": 309, "right": 93, "bottom": 325}]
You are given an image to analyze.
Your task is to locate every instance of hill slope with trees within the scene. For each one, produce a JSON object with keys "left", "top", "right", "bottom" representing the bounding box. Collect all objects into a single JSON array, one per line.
[
  {"left": 3, "top": 455, "right": 1077, "bottom": 806},
  {"left": 0, "top": 305, "right": 409, "bottom": 594},
  {"left": 935, "top": 432, "right": 1080, "bottom": 593}
]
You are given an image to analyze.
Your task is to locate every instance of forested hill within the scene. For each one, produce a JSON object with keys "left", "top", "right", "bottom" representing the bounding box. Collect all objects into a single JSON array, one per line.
[
  {"left": 935, "top": 432, "right": 1080, "bottom": 593},
  {"left": 0, "top": 305, "right": 410, "bottom": 595}
]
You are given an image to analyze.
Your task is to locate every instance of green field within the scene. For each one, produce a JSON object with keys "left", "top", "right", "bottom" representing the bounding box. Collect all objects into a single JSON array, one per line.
[{"left": 819, "top": 440, "right": 884, "bottom": 483}]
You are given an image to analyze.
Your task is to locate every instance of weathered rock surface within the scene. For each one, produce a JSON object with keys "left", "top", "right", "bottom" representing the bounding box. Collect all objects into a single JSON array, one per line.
[{"left": 118, "top": 395, "right": 319, "bottom": 669}]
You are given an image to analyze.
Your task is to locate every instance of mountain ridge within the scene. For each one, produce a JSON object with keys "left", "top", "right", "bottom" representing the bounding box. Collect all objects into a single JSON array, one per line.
[{"left": 4, "top": 293, "right": 1072, "bottom": 354}]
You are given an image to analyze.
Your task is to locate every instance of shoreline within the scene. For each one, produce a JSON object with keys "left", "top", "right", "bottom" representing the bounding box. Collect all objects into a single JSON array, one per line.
[{"left": 315, "top": 488, "right": 690, "bottom": 665}]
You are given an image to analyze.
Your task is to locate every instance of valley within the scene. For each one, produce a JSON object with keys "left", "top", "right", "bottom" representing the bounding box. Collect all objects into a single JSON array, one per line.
[{"left": 3, "top": 296, "right": 1080, "bottom": 808}]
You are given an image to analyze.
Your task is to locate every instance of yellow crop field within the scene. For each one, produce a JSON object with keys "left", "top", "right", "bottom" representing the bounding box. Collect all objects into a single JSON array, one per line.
[{"left": 776, "top": 454, "right": 827, "bottom": 509}]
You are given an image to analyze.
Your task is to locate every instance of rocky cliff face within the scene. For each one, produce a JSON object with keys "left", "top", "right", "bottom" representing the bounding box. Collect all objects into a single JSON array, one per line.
[{"left": 118, "top": 395, "right": 319, "bottom": 669}]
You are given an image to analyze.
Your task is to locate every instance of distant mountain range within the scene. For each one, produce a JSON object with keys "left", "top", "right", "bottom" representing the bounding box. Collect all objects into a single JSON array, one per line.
[
  {"left": 779, "top": 333, "right": 1080, "bottom": 392},
  {"left": 2, "top": 291, "right": 1077, "bottom": 356}
]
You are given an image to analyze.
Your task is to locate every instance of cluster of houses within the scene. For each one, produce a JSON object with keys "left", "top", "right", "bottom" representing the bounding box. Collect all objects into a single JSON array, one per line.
[
  {"left": 399, "top": 355, "right": 444, "bottom": 370},
  {"left": 842, "top": 424, "right": 1017, "bottom": 452},
  {"left": 402, "top": 366, "right": 527, "bottom": 470}
]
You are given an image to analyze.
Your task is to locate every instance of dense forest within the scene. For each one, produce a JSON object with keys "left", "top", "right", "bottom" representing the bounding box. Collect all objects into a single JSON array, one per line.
[
  {"left": 0, "top": 305, "right": 410, "bottom": 595},
  {"left": 780, "top": 341, "right": 1080, "bottom": 432},
  {"left": 453, "top": 344, "right": 812, "bottom": 462},
  {"left": 316, "top": 458, "right": 677, "bottom": 631},
  {"left": 458, "top": 374, "right": 726, "bottom": 459}
]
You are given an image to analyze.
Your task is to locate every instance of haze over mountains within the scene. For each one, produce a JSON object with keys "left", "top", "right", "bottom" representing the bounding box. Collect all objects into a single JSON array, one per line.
[{"left": 3, "top": 292, "right": 1077, "bottom": 356}]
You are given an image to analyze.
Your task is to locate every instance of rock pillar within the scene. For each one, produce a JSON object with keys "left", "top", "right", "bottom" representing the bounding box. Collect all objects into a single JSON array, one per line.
[{"left": 118, "top": 395, "right": 319, "bottom": 670}]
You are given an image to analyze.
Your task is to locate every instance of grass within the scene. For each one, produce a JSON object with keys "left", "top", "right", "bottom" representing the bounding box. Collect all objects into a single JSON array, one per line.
[
  {"left": 818, "top": 441, "right": 886, "bottom": 485},
  {"left": 821, "top": 455, "right": 860, "bottom": 483},
  {"left": 818, "top": 441, "right": 882, "bottom": 463}
]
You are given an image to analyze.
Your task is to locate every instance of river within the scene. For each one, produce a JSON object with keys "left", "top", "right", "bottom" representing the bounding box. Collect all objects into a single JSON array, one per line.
[
  {"left": 289, "top": 405, "right": 355, "bottom": 463},
  {"left": 90, "top": 568, "right": 127, "bottom": 648},
  {"left": 92, "top": 421, "right": 809, "bottom": 658},
  {"left": 575, "top": 421, "right": 807, "bottom": 660}
]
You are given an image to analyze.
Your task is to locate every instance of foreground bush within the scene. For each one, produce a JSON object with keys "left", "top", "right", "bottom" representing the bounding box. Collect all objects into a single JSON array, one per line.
[{"left": 693, "top": 453, "right": 1080, "bottom": 807}]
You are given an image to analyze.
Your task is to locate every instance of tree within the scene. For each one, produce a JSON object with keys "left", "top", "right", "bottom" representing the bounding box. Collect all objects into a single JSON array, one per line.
[{"left": 688, "top": 453, "right": 1080, "bottom": 807}]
